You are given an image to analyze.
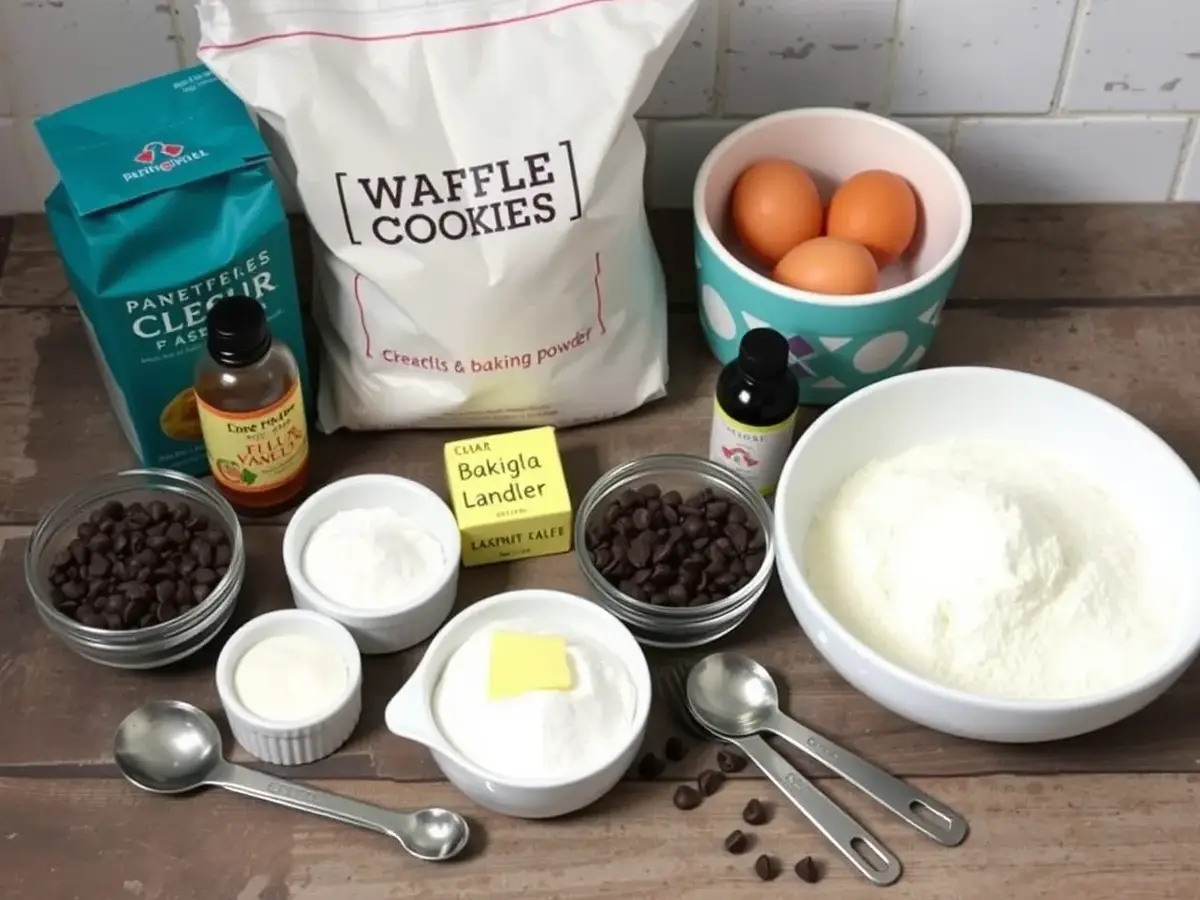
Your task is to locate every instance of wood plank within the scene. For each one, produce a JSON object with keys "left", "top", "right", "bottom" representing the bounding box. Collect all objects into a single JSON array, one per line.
[
  {"left": 0, "top": 217, "right": 11, "bottom": 276},
  {"left": 4, "top": 774, "right": 1199, "bottom": 899},
  {"left": 7, "top": 302, "right": 1200, "bottom": 527},
  {"left": 952, "top": 204, "right": 1200, "bottom": 302},
  {"left": 5, "top": 520, "right": 1200, "bottom": 778},
  {"left": 8, "top": 206, "right": 1200, "bottom": 310}
]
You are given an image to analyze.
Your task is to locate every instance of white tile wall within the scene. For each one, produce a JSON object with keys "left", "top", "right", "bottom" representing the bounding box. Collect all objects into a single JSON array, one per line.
[
  {"left": 642, "top": 0, "right": 719, "bottom": 117},
  {"left": 3, "top": 0, "right": 1200, "bottom": 212},
  {"left": 724, "top": 0, "right": 898, "bottom": 115},
  {"left": 892, "top": 0, "right": 1076, "bottom": 114},
  {"left": 171, "top": 0, "right": 203, "bottom": 67},
  {"left": 4, "top": 0, "right": 179, "bottom": 116},
  {"left": 1062, "top": 0, "right": 1200, "bottom": 112},
  {"left": 953, "top": 117, "right": 1190, "bottom": 203}
]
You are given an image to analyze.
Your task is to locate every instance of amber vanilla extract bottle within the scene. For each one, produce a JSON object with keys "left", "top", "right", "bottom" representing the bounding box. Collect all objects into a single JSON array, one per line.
[
  {"left": 195, "top": 295, "right": 310, "bottom": 515},
  {"left": 709, "top": 327, "right": 800, "bottom": 496}
]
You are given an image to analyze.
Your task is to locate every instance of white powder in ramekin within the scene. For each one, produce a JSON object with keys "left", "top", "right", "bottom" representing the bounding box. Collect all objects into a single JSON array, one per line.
[{"left": 432, "top": 621, "right": 638, "bottom": 780}]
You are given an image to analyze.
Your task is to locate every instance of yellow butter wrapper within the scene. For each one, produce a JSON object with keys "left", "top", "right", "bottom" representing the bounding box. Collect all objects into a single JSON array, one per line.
[
  {"left": 444, "top": 426, "right": 573, "bottom": 567},
  {"left": 488, "top": 632, "right": 573, "bottom": 700}
]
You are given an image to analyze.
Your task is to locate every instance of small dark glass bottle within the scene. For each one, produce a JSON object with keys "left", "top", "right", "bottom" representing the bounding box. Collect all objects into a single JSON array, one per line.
[
  {"left": 708, "top": 328, "right": 800, "bottom": 496},
  {"left": 194, "top": 295, "right": 310, "bottom": 515}
]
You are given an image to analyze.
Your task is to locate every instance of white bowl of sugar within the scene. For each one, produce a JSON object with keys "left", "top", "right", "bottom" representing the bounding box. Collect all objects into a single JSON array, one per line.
[
  {"left": 282, "top": 474, "right": 461, "bottom": 654},
  {"left": 384, "top": 589, "right": 652, "bottom": 819},
  {"left": 774, "top": 366, "right": 1200, "bottom": 743}
]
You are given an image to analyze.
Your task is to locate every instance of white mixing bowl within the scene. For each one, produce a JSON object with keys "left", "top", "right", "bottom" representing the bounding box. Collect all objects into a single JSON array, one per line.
[
  {"left": 774, "top": 366, "right": 1200, "bottom": 743},
  {"left": 384, "top": 589, "right": 652, "bottom": 818}
]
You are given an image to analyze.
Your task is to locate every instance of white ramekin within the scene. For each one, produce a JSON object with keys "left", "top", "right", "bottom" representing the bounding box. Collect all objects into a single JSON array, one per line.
[
  {"left": 384, "top": 589, "right": 652, "bottom": 819},
  {"left": 215, "top": 608, "right": 363, "bottom": 765},
  {"left": 281, "top": 474, "right": 462, "bottom": 655}
]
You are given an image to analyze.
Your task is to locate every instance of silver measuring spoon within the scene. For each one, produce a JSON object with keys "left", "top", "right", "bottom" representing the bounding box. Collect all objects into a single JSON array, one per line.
[
  {"left": 113, "top": 700, "right": 470, "bottom": 862},
  {"left": 686, "top": 667, "right": 902, "bottom": 887},
  {"left": 690, "top": 653, "right": 969, "bottom": 847}
]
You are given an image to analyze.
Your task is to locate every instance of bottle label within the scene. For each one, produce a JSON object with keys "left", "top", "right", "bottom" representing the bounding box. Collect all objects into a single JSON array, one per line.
[
  {"left": 709, "top": 398, "right": 797, "bottom": 495},
  {"left": 196, "top": 381, "right": 308, "bottom": 492}
]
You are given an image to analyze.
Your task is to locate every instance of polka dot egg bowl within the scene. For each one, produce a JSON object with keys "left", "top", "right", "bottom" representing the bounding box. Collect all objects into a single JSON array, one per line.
[{"left": 693, "top": 108, "right": 972, "bottom": 403}]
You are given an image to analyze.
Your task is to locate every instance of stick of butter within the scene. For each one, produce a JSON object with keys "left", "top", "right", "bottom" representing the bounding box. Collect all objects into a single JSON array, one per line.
[{"left": 488, "top": 631, "right": 573, "bottom": 700}]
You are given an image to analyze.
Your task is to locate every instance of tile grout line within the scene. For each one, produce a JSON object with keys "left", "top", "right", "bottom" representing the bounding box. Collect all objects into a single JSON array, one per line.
[
  {"left": 1048, "top": 0, "right": 1089, "bottom": 115},
  {"left": 1167, "top": 118, "right": 1198, "bottom": 201}
]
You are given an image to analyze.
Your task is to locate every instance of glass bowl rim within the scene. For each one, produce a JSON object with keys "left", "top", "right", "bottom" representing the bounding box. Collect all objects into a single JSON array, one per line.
[
  {"left": 24, "top": 467, "right": 246, "bottom": 643},
  {"left": 574, "top": 453, "right": 775, "bottom": 621}
]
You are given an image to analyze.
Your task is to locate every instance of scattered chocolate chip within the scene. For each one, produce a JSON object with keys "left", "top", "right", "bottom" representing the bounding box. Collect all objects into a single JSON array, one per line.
[
  {"left": 672, "top": 784, "right": 702, "bottom": 810},
  {"left": 584, "top": 484, "right": 765, "bottom": 608},
  {"left": 637, "top": 752, "right": 665, "bottom": 780},
  {"left": 794, "top": 856, "right": 821, "bottom": 884},
  {"left": 754, "top": 854, "right": 777, "bottom": 881},
  {"left": 724, "top": 829, "right": 749, "bottom": 854},
  {"left": 717, "top": 748, "right": 748, "bottom": 773},
  {"left": 697, "top": 768, "right": 725, "bottom": 796},
  {"left": 663, "top": 736, "right": 687, "bottom": 762},
  {"left": 742, "top": 798, "right": 769, "bottom": 825},
  {"left": 45, "top": 498, "right": 231, "bottom": 631}
]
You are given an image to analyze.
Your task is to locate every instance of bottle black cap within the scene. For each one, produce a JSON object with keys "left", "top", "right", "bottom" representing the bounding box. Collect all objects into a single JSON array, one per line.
[
  {"left": 737, "top": 328, "right": 789, "bottom": 381},
  {"left": 206, "top": 296, "right": 272, "bottom": 368}
]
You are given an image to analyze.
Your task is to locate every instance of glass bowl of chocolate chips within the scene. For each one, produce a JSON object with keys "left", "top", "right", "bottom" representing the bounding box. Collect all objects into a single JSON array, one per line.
[
  {"left": 575, "top": 455, "right": 775, "bottom": 648},
  {"left": 24, "top": 468, "right": 246, "bottom": 669}
]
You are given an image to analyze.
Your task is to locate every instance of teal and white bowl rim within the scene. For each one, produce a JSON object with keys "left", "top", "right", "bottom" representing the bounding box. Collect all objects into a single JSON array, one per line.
[{"left": 692, "top": 107, "right": 973, "bottom": 309}]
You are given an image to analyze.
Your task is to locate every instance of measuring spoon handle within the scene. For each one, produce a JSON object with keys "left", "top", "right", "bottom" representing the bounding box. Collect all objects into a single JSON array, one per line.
[
  {"left": 732, "top": 734, "right": 902, "bottom": 887},
  {"left": 765, "top": 714, "right": 968, "bottom": 847},
  {"left": 207, "top": 762, "right": 417, "bottom": 852}
]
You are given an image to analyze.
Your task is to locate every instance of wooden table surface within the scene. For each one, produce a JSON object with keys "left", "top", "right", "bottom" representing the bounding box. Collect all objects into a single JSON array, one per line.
[{"left": 4, "top": 208, "right": 1200, "bottom": 899}]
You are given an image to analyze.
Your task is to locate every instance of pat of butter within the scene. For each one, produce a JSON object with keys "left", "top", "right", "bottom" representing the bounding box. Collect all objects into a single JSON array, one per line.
[
  {"left": 488, "top": 631, "right": 573, "bottom": 700},
  {"left": 444, "top": 426, "right": 573, "bottom": 567}
]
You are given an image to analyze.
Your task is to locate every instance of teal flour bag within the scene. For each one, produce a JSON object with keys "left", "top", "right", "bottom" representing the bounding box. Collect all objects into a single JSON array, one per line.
[{"left": 35, "top": 64, "right": 310, "bottom": 476}]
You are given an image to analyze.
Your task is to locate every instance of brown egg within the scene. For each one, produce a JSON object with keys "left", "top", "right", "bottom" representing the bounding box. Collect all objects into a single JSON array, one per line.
[
  {"left": 772, "top": 237, "right": 879, "bottom": 295},
  {"left": 730, "top": 159, "right": 824, "bottom": 266},
  {"left": 825, "top": 170, "right": 917, "bottom": 268}
]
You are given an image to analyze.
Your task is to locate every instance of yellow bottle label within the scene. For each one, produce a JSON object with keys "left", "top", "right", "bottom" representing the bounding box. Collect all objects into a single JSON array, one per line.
[
  {"left": 196, "top": 381, "right": 308, "bottom": 493},
  {"left": 709, "top": 398, "right": 797, "bottom": 495}
]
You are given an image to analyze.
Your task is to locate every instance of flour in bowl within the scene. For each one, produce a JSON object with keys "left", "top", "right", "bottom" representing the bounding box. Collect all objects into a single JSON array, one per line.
[{"left": 803, "top": 441, "right": 1174, "bottom": 700}]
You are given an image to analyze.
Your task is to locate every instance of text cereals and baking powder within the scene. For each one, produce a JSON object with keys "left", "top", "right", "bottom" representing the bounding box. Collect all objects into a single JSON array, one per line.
[
  {"left": 302, "top": 507, "right": 445, "bottom": 610},
  {"left": 803, "top": 441, "right": 1174, "bottom": 700},
  {"left": 432, "top": 621, "right": 638, "bottom": 780}
]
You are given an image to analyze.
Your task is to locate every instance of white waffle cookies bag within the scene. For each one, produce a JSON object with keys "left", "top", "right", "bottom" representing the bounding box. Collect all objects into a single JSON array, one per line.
[{"left": 198, "top": 0, "right": 696, "bottom": 432}]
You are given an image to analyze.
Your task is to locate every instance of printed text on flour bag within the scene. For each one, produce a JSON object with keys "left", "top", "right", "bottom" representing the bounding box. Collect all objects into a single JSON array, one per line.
[{"left": 334, "top": 141, "right": 583, "bottom": 247}]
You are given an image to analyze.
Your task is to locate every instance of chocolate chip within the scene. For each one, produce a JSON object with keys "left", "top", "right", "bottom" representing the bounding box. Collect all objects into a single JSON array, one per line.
[
  {"left": 586, "top": 483, "right": 764, "bottom": 608},
  {"left": 45, "top": 498, "right": 231, "bottom": 631},
  {"left": 717, "top": 748, "right": 748, "bottom": 773},
  {"left": 742, "top": 798, "right": 769, "bottom": 825},
  {"left": 724, "top": 830, "right": 749, "bottom": 854},
  {"left": 794, "top": 856, "right": 821, "bottom": 884},
  {"left": 672, "top": 785, "right": 702, "bottom": 810},
  {"left": 698, "top": 769, "right": 725, "bottom": 796},
  {"left": 664, "top": 736, "right": 687, "bottom": 762},
  {"left": 754, "top": 855, "right": 777, "bottom": 881},
  {"left": 637, "top": 752, "right": 665, "bottom": 780}
]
